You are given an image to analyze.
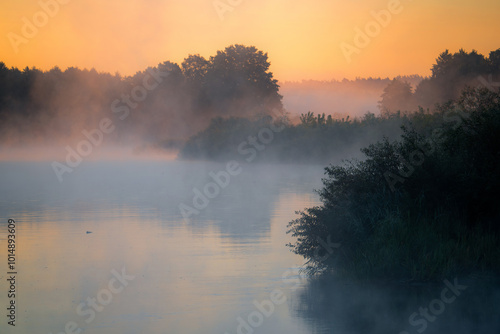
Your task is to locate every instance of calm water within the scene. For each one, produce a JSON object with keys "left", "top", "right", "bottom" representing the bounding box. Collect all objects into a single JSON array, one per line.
[{"left": 0, "top": 161, "right": 499, "bottom": 334}]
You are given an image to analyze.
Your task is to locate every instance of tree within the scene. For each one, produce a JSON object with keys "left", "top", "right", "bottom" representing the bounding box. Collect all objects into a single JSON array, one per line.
[
  {"left": 415, "top": 49, "right": 491, "bottom": 107},
  {"left": 300, "top": 111, "right": 316, "bottom": 127},
  {"left": 430, "top": 49, "right": 453, "bottom": 78},
  {"left": 378, "top": 79, "right": 414, "bottom": 114},
  {"left": 488, "top": 48, "right": 500, "bottom": 73},
  {"left": 203, "top": 44, "right": 283, "bottom": 117},
  {"left": 182, "top": 54, "right": 210, "bottom": 85}
]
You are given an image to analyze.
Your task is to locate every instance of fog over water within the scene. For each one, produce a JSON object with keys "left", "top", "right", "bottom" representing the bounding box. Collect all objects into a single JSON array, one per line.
[{"left": 1, "top": 161, "right": 499, "bottom": 334}]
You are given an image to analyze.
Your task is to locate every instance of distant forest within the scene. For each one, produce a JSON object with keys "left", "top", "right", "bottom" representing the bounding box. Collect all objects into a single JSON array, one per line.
[
  {"left": 280, "top": 75, "right": 424, "bottom": 123},
  {"left": 180, "top": 48, "right": 500, "bottom": 163},
  {"left": 280, "top": 75, "right": 423, "bottom": 119},
  {"left": 0, "top": 45, "right": 283, "bottom": 149},
  {"left": 0, "top": 46, "right": 499, "bottom": 165}
]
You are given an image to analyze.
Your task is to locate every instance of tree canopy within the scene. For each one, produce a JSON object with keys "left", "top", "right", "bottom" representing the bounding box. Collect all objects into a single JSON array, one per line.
[
  {"left": 0, "top": 45, "right": 282, "bottom": 146},
  {"left": 379, "top": 48, "right": 500, "bottom": 113}
]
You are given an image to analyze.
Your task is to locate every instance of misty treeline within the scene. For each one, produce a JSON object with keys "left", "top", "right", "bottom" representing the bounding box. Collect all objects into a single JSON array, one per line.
[
  {"left": 287, "top": 87, "right": 500, "bottom": 281},
  {"left": 1, "top": 45, "right": 498, "bottom": 165},
  {"left": 181, "top": 49, "right": 500, "bottom": 163},
  {"left": 379, "top": 48, "right": 500, "bottom": 113},
  {"left": 179, "top": 111, "right": 407, "bottom": 163},
  {"left": 280, "top": 74, "right": 423, "bottom": 119},
  {"left": 0, "top": 45, "right": 281, "bottom": 149}
]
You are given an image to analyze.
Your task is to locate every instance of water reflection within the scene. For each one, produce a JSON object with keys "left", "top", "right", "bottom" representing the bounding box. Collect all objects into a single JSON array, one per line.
[
  {"left": 292, "top": 275, "right": 500, "bottom": 334},
  {"left": 2, "top": 160, "right": 496, "bottom": 334},
  {"left": 0, "top": 161, "right": 324, "bottom": 334}
]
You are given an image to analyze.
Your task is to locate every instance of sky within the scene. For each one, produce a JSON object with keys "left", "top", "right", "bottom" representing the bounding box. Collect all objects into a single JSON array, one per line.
[{"left": 0, "top": 0, "right": 499, "bottom": 81}]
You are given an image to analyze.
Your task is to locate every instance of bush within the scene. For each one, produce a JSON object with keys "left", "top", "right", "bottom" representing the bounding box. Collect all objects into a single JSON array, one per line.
[{"left": 287, "top": 87, "right": 500, "bottom": 282}]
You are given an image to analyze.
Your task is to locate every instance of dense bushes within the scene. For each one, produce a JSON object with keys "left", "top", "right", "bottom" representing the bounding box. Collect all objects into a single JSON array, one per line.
[
  {"left": 179, "top": 111, "right": 409, "bottom": 163},
  {"left": 287, "top": 87, "right": 500, "bottom": 282}
]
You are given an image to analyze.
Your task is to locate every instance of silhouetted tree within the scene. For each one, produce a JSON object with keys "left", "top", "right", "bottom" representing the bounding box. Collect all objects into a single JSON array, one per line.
[
  {"left": 182, "top": 55, "right": 210, "bottom": 84},
  {"left": 489, "top": 49, "right": 500, "bottom": 72},
  {"left": 414, "top": 49, "right": 493, "bottom": 108},
  {"left": 378, "top": 79, "right": 414, "bottom": 114},
  {"left": 204, "top": 44, "right": 283, "bottom": 117},
  {"left": 300, "top": 111, "right": 316, "bottom": 127}
]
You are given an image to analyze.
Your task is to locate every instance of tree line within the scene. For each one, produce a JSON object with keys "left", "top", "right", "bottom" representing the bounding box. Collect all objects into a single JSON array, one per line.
[
  {"left": 180, "top": 49, "right": 500, "bottom": 164},
  {"left": 379, "top": 49, "right": 500, "bottom": 113},
  {"left": 0, "top": 45, "right": 282, "bottom": 147}
]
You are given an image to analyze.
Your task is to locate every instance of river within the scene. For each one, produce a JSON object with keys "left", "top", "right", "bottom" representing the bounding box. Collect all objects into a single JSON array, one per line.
[{"left": 0, "top": 161, "right": 498, "bottom": 334}]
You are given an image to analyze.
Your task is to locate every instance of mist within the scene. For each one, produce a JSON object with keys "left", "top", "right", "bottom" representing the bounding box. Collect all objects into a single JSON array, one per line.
[
  {"left": 0, "top": 45, "right": 282, "bottom": 162},
  {"left": 280, "top": 75, "right": 423, "bottom": 120},
  {"left": 0, "top": 46, "right": 428, "bottom": 165},
  {"left": 1, "top": 45, "right": 500, "bottom": 334}
]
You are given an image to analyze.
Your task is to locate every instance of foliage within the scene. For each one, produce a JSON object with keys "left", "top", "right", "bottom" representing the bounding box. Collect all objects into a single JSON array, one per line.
[
  {"left": 0, "top": 44, "right": 282, "bottom": 145},
  {"left": 379, "top": 48, "right": 500, "bottom": 113},
  {"left": 179, "top": 111, "right": 407, "bottom": 163},
  {"left": 378, "top": 79, "right": 414, "bottom": 114},
  {"left": 287, "top": 87, "right": 500, "bottom": 281}
]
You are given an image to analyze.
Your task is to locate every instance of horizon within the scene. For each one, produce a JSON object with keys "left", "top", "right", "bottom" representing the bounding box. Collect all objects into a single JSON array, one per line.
[{"left": 0, "top": 57, "right": 429, "bottom": 83}]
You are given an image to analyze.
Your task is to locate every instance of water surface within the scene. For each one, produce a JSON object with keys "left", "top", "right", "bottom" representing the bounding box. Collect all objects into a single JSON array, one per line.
[{"left": 0, "top": 161, "right": 498, "bottom": 334}]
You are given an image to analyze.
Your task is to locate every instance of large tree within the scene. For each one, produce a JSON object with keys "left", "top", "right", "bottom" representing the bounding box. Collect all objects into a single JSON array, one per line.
[
  {"left": 414, "top": 49, "right": 495, "bottom": 108},
  {"left": 203, "top": 44, "right": 283, "bottom": 117}
]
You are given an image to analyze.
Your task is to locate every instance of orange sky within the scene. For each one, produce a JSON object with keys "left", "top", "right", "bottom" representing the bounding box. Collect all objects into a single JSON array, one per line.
[{"left": 1, "top": 0, "right": 499, "bottom": 81}]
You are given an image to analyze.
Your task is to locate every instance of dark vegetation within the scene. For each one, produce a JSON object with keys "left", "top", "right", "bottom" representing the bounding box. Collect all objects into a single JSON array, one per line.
[
  {"left": 179, "top": 111, "right": 407, "bottom": 163},
  {"left": 379, "top": 49, "right": 500, "bottom": 113},
  {"left": 181, "top": 49, "right": 500, "bottom": 164},
  {"left": 287, "top": 88, "right": 500, "bottom": 281},
  {"left": 0, "top": 45, "right": 282, "bottom": 147}
]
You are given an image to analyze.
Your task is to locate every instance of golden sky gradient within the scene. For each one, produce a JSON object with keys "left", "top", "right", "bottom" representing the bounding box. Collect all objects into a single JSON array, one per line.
[{"left": 1, "top": 0, "right": 499, "bottom": 81}]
